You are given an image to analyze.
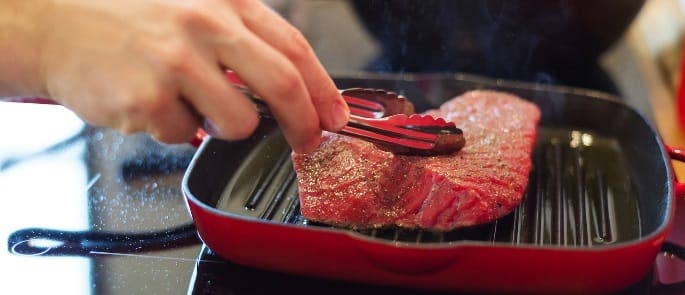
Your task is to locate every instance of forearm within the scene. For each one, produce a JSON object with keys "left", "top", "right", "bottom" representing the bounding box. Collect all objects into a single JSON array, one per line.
[{"left": 0, "top": 1, "right": 49, "bottom": 97}]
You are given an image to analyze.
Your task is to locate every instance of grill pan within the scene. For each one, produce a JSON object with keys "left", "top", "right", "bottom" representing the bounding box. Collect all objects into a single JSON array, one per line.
[{"left": 183, "top": 73, "right": 685, "bottom": 294}]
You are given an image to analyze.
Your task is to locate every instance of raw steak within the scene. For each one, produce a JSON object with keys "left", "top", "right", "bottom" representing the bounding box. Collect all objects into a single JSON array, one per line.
[{"left": 292, "top": 90, "right": 541, "bottom": 230}]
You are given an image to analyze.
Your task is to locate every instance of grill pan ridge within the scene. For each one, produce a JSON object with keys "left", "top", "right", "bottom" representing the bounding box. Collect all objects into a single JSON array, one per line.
[{"left": 213, "top": 125, "right": 642, "bottom": 248}]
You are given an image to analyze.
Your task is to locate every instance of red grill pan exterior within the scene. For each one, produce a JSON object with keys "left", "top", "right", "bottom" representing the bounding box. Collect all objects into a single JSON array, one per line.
[{"left": 182, "top": 73, "right": 683, "bottom": 294}]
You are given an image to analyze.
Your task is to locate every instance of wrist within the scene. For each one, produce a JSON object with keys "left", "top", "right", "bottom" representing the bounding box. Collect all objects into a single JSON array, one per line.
[{"left": 0, "top": 0, "right": 52, "bottom": 97}]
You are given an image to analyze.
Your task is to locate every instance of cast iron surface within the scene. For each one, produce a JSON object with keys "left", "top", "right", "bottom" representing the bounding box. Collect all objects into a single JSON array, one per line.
[
  {"left": 185, "top": 73, "right": 672, "bottom": 248},
  {"left": 209, "top": 127, "right": 640, "bottom": 246}
]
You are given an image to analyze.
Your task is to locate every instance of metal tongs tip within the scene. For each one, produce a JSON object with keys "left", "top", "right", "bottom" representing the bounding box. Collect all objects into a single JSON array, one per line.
[{"left": 227, "top": 72, "right": 465, "bottom": 156}]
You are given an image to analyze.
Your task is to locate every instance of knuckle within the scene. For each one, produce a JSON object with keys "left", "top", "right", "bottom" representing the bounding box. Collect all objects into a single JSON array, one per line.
[
  {"left": 161, "top": 42, "right": 193, "bottom": 73},
  {"left": 174, "top": 3, "right": 205, "bottom": 25},
  {"left": 228, "top": 0, "right": 251, "bottom": 10},
  {"left": 309, "top": 83, "right": 339, "bottom": 106},
  {"left": 270, "top": 67, "right": 304, "bottom": 97},
  {"left": 216, "top": 30, "right": 247, "bottom": 52},
  {"left": 173, "top": 2, "right": 226, "bottom": 33},
  {"left": 283, "top": 28, "right": 312, "bottom": 63}
]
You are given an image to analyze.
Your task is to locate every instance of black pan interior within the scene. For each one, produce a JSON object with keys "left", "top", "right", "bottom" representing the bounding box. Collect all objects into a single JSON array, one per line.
[{"left": 184, "top": 75, "right": 671, "bottom": 247}]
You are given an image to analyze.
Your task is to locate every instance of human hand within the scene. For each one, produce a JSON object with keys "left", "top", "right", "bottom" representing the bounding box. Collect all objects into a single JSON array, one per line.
[{"left": 3, "top": 0, "right": 348, "bottom": 152}]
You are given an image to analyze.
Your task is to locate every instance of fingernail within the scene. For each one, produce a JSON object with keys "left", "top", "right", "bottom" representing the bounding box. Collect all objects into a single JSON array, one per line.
[
  {"left": 203, "top": 119, "right": 221, "bottom": 137},
  {"left": 330, "top": 98, "right": 350, "bottom": 130}
]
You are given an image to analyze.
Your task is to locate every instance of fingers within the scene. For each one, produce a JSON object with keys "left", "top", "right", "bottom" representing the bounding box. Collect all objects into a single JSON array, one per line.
[
  {"left": 146, "top": 96, "right": 202, "bottom": 143},
  {"left": 239, "top": 1, "right": 349, "bottom": 132},
  {"left": 215, "top": 28, "right": 321, "bottom": 153},
  {"left": 108, "top": 82, "right": 201, "bottom": 144},
  {"left": 57, "top": 1, "right": 343, "bottom": 151},
  {"left": 114, "top": 49, "right": 258, "bottom": 144},
  {"left": 175, "top": 52, "right": 260, "bottom": 141}
]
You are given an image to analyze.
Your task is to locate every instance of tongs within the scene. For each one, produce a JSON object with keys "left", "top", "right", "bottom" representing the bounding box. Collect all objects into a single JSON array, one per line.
[
  {"left": 226, "top": 72, "right": 465, "bottom": 156},
  {"left": 1, "top": 71, "right": 465, "bottom": 155}
]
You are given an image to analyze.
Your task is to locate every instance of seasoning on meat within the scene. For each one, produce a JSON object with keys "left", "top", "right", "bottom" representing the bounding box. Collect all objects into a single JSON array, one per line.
[{"left": 292, "top": 90, "right": 541, "bottom": 230}]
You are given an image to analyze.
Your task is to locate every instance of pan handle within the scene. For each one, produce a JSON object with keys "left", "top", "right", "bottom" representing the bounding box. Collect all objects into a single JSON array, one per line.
[
  {"left": 7, "top": 223, "right": 200, "bottom": 256},
  {"left": 666, "top": 145, "right": 685, "bottom": 197}
]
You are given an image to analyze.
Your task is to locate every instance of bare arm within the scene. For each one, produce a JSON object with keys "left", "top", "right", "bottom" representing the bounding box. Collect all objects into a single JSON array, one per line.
[
  {"left": 0, "top": 0, "right": 349, "bottom": 152},
  {"left": 0, "top": 1, "right": 48, "bottom": 97}
]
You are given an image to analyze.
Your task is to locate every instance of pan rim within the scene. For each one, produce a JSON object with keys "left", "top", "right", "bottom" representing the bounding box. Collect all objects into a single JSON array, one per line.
[
  {"left": 182, "top": 72, "right": 675, "bottom": 251},
  {"left": 329, "top": 71, "right": 623, "bottom": 104}
]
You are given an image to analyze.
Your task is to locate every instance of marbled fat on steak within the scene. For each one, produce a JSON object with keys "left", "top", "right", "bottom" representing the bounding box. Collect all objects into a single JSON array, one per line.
[{"left": 292, "top": 90, "right": 541, "bottom": 230}]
